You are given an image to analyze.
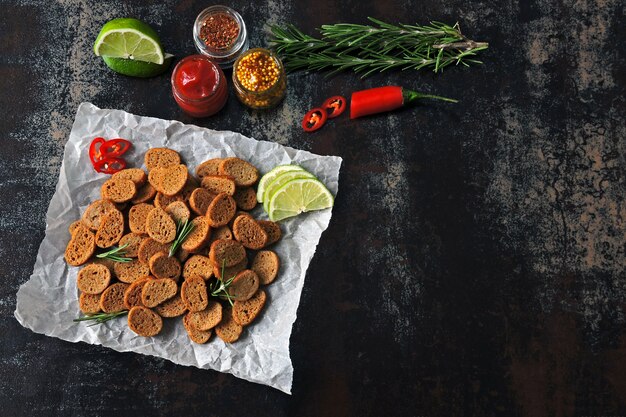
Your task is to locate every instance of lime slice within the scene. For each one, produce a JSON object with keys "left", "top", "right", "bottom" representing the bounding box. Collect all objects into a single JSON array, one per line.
[
  {"left": 268, "top": 178, "right": 334, "bottom": 222},
  {"left": 94, "top": 18, "right": 164, "bottom": 64},
  {"left": 263, "top": 170, "right": 316, "bottom": 213},
  {"left": 257, "top": 165, "right": 305, "bottom": 203},
  {"left": 102, "top": 53, "right": 174, "bottom": 78}
]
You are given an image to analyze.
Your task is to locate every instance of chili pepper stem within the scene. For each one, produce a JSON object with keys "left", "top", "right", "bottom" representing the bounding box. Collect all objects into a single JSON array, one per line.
[{"left": 402, "top": 89, "right": 458, "bottom": 104}]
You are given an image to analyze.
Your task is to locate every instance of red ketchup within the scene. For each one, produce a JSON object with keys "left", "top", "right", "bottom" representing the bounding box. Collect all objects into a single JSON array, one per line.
[{"left": 171, "top": 55, "right": 228, "bottom": 117}]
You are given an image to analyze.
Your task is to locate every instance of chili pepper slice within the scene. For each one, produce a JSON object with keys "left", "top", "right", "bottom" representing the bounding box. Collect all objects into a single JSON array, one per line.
[
  {"left": 93, "top": 157, "right": 127, "bottom": 174},
  {"left": 301, "top": 108, "right": 327, "bottom": 132},
  {"left": 89, "top": 137, "right": 106, "bottom": 164},
  {"left": 322, "top": 95, "right": 346, "bottom": 118},
  {"left": 101, "top": 139, "right": 132, "bottom": 158}
]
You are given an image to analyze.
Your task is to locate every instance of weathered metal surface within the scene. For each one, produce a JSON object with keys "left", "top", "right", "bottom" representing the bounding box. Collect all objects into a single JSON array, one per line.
[{"left": 0, "top": 0, "right": 624, "bottom": 415}]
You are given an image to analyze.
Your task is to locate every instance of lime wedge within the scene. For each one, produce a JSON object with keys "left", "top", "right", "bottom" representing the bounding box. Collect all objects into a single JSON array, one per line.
[
  {"left": 257, "top": 165, "right": 305, "bottom": 203},
  {"left": 263, "top": 170, "right": 316, "bottom": 213},
  {"left": 94, "top": 18, "right": 164, "bottom": 64},
  {"left": 102, "top": 53, "right": 174, "bottom": 78},
  {"left": 268, "top": 178, "right": 334, "bottom": 222}
]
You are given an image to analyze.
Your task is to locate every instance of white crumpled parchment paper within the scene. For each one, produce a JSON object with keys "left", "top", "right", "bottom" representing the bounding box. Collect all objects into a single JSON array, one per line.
[{"left": 14, "top": 102, "right": 342, "bottom": 394}]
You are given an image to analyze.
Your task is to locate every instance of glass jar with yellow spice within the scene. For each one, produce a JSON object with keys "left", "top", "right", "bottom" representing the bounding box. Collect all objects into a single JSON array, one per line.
[{"left": 232, "top": 48, "right": 286, "bottom": 109}]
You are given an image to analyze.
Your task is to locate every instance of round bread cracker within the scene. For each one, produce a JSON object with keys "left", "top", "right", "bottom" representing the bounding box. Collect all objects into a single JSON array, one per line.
[
  {"left": 145, "top": 207, "right": 176, "bottom": 244},
  {"left": 141, "top": 278, "right": 178, "bottom": 308},
  {"left": 149, "top": 252, "right": 182, "bottom": 281},
  {"left": 113, "top": 259, "right": 150, "bottom": 284},
  {"left": 77, "top": 263, "right": 111, "bottom": 295},
  {"left": 251, "top": 250, "right": 281, "bottom": 285},
  {"left": 99, "top": 283, "right": 129, "bottom": 313},
  {"left": 101, "top": 178, "right": 136, "bottom": 203},
  {"left": 128, "top": 306, "right": 163, "bottom": 337},
  {"left": 181, "top": 275, "right": 209, "bottom": 312}
]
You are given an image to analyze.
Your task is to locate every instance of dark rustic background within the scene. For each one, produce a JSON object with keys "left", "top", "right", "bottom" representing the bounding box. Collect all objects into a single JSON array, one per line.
[{"left": 1, "top": 0, "right": 625, "bottom": 416}]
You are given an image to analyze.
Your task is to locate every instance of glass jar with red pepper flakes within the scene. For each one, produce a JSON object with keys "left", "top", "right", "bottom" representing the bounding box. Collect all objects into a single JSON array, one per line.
[
  {"left": 193, "top": 5, "right": 248, "bottom": 68},
  {"left": 232, "top": 48, "right": 287, "bottom": 109}
]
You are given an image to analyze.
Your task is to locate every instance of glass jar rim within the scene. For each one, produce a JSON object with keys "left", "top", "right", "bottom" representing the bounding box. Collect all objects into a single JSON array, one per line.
[
  {"left": 232, "top": 48, "right": 286, "bottom": 96},
  {"left": 193, "top": 5, "right": 247, "bottom": 58},
  {"left": 171, "top": 55, "right": 223, "bottom": 103}
]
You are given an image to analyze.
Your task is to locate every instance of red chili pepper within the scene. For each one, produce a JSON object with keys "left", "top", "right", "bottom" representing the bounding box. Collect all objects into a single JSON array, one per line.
[
  {"left": 349, "top": 86, "right": 457, "bottom": 119},
  {"left": 93, "top": 157, "right": 127, "bottom": 174},
  {"left": 89, "top": 137, "right": 106, "bottom": 164},
  {"left": 301, "top": 108, "right": 327, "bottom": 132},
  {"left": 100, "top": 138, "right": 132, "bottom": 158},
  {"left": 322, "top": 95, "right": 346, "bottom": 118},
  {"left": 89, "top": 137, "right": 132, "bottom": 174}
]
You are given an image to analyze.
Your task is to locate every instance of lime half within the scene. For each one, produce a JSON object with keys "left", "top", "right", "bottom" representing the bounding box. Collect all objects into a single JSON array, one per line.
[
  {"left": 263, "top": 170, "right": 316, "bottom": 213},
  {"left": 102, "top": 53, "right": 173, "bottom": 78},
  {"left": 94, "top": 18, "right": 164, "bottom": 64},
  {"left": 257, "top": 165, "right": 305, "bottom": 203},
  {"left": 268, "top": 178, "right": 334, "bottom": 222}
]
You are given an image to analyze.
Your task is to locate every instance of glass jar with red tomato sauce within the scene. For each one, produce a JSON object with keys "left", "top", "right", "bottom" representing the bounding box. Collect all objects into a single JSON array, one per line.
[{"left": 171, "top": 54, "right": 228, "bottom": 118}]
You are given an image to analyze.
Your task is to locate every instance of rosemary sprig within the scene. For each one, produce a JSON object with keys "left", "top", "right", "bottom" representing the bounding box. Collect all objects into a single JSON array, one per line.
[
  {"left": 208, "top": 262, "right": 236, "bottom": 306},
  {"left": 169, "top": 218, "right": 195, "bottom": 257},
  {"left": 73, "top": 310, "right": 128, "bottom": 326},
  {"left": 96, "top": 243, "right": 131, "bottom": 262},
  {"left": 270, "top": 18, "right": 488, "bottom": 77}
]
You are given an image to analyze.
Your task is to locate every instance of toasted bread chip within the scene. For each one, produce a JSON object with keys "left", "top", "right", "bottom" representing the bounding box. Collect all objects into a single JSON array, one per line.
[
  {"left": 180, "top": 176, "right": 200, "bottom": 201},
  {"left": 165, "top": 201, "right": 191, "bottom": 224},
  {"left": 141, "top": 278, "right": 178, "bottom": 308},
  {"left": 201, "top": 175, "right": 236, "bottom": 195},
  {"left": 99, "top": 283, "right": 129, "bottom": 313},
  {"left": 79, "top": 293, "right": 102, "bottom": 314},
  {"left": 128, "top": 203, "right": 154, "bottom": 235},
  {"left": 213, "top": 257, "right": 247, "bottom": 280},
  {"left": 195, "top": 158, "right": 223, "bottom": 179},
  {"left": 95, "top": 208, "right": 125, "bottom": 249},
  {"left": 189, "top": 188, "right": 216, "bottom": 216},
  {"left": 251, "top": 250, "right": 280, "bottom": 285},
  {"left": 112, "top": 168, "right": 147, "bottom": 186},
  {"left": 128, "top": 306, "right": 163, "bottom": 337},
  {"left": 82, "top": 199, "right": 117, "bottom": 231},
  {"left": 138, "top": 238, "right": 170, "bottom": 264},
  {"left": 145, "top": 148, "right": 181, "bottom": 171},
  {"left": 206, "top": 193, "right": 237, "bottom": 227},
  {"left": 161, "top": 164, "right": 189, "bottom": 196},
  {"left": 187, "top": 301, "right": 222, "bottom": 331},
  {"left": 183, "top": 255, "right": 214, "bottom": 281},
  {"left": 209, "top": 239, "right": 246, "bottom": 268},
  {"left": 181, "top": 275, "right": 209, "bottom": 312},
  {"left": 68, "top": 220, "right": 83, "bottom": 235},
  {"left": 101, "top": 178, "right": 136, "bottom": 203},
  {"left": 232, "top": 214, "right": 268, "bottom": 249},
  {"left": 148, "top": 167, "right": 167, "bottom": 192},
  {"left": 181, "top": 216, "right": 211, "bottom": 252},
  {"left": 215, "top": 307, "right": 243, "bottom": 343},
  {"left": 233, "top": 289, "right": 266, "bottom": 326},
  {"left": 113, "top": 259, "right": 150, "bottom": 284},
  {"left": 257, "top": 220, "right": 281, "bottom": 246},
  {"left": 118, "top": 233, "right": 143, "bottom": 257},
  {"left": 218, "top": 157, "right": 259, "bottom": 187},
  {"left": 65, "top": 224, "right": 96, "bottom": 266},
  {"left": 124, "top": 277, "right": 151, "bottom": 309},
  {"left": 131, "top": 183, "right": 157, "bottom": 204},
  {"left": 211, "top": 226, "right": 233, "bottom": 243},
  {"left": 233, "top": 187, "right": 257, "bottom": 210},
  {"left": 229, "top": 269, "right": 260, "bottom": 302},
  {"left": 149, "top": 252, "right": 182, "bottom": 281},
  {"left": 77, "top": 263, "right": 111, "bottom": 295},
  {"left": 183, "top": 313, "right": 212, "bottom": 344},
  {"left": 154, "top": 293, "right": 187, "bottom": 318},
  {"left": 154, "top": 192, "right": 183, "bottom": 210},
  {"left": 145, "top": 207, "right": 177, "bottom": 244}
]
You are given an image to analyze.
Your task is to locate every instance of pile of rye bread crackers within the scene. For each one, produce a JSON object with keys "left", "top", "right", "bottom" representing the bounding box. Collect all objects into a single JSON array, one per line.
[{"left": 64, "top": 147, "right": 281, "bottom": 343}]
